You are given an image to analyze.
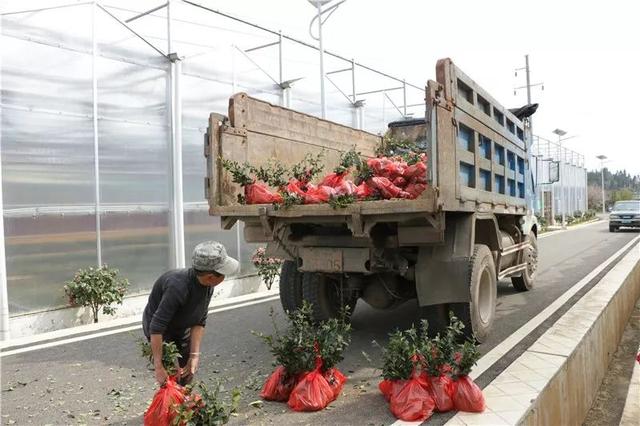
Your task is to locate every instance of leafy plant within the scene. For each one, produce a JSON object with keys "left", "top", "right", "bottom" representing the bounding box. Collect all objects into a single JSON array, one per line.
[
  {"left": 291, "top": 151, "right": 326, "bottom": 184},
  {"left": 421, "top": 314, "right": 464, "bottom": 376},
  {"left": 376, "top": 134, "right": 427, "bottom": 164},
  {"left": 251, "top": 160, "right": 289, "bottom": 188},
  {"left": 64, "top": 265, "right": 128, "bottom": 323},
  {"left": 354, "top": 160, "right": 374, "bottom": 185},
  {"left": 172, "top": 381, "right": 241, "bottom": 426},
  {"left": 279, "top": 191, "right": 304, "bottom": 209},
  {"left": 452, "top": 340, "right": 481, "bottom": 377},
  {"left": 220, "top": 158, "right": 253, "bottom": 186},
  {"left": 253, "top": 304, "right": 317, "bottom": 376},
  {"left": 328, "top": 194, "right": 357, "bottom": 209},
  {"left": 139, "top": 339, "right": 182, "bottom": 376},
  {"left": 251, "top": 247, "right": 283, "bottom": 290},
  {"left": 381, "top": 326, "right": 420, "bottom": 380},
  {"left": 315, "top": 307, "right": 352, "bottom": 370},
  {"left": 334, "top": 147, "right": 363, "bottom": 174},
  {"left": 254, "top": 302, "right": 352, "bottom": 375}
]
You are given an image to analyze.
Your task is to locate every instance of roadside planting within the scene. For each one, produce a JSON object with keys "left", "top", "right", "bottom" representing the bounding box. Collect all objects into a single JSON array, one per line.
[
  {"left": 379, "top": 316, "right": 485, "bottom": 421},
  {"left": 254, "top": 302, "right": 351, "bottom": 412}
]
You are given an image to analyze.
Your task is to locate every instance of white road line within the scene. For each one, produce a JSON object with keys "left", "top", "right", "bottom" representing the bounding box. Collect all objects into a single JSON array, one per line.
[
  {"left": 0, "top": 288, "right": 279, "bottom": 349},
  {"left": 390, "top": 234, "right": 640, "bottom": 426},
  {"left": 0, "top": 295, "right": 280, "bottom": 357}
]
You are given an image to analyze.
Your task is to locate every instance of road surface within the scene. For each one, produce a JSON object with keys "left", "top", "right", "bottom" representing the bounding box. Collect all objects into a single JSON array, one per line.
[{"left": 1, "top": 221, "right": 638, "bottom": 425}]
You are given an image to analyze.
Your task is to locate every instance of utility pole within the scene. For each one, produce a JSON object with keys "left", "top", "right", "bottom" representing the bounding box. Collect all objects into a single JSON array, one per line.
[
  {"left": 553, "top": 128, "right": 568, "bottom": 229},
  {"left": 515, "top": 55, "right": 543, "bottom": 217},
  {"left": 597, "top": 155, "right": 608, "bottom": 214},
  {"left": 307, "top": 0, "right": 346, "bottom": 119}
]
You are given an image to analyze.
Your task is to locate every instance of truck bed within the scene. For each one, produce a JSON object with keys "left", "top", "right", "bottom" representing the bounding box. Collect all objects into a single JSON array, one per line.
[{"left": 205, "top": 93, "right": 439, "bottom": 226}]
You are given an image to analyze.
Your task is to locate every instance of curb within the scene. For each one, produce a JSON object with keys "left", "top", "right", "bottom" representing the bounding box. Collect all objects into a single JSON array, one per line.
[
  {"left": 447, "top": 236, "right": 640, "bottom": 425},
  {"left": 619, "top": 342, "right": 640, "bottom": 425}
]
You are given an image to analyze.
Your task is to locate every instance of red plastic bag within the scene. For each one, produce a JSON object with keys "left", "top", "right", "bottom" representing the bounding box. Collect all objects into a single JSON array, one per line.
[
  {"left": 379, "top": 379, "right": 407, "bottom": 402},
  {"left": 355, "top": 182, "right": 375, "bottom": 200},
  {"left": 369, "top": 177, "right": 411, "bottom": 199},
  {"left": 245, "top": 182, "right": 283, "bottom": 204},
  {"left": 367, "top": 157, "right": 407, "bottom": 179},
  {"left": 303, "top": 185, "right": 335, "bottom": 204},
  {"left": 404, "top": 182, "right": 427, "bottom": 199},
  {"left": 392, "top": 176, "right": 407, "bottom": 188},
  {"left": 319, "top": 172, "right": 345, "bottom": 188},
  {"left": 404, "top": 160, "right": 427, "bottom": 180},
  {"left": 285, "top": 179, "right": 306, "bottom": 197},
  {"left": 144, "top": 376, "right": 185, "bottom": 426},
  {"left": 323, "top": 368, "right": 347, "bottom": 401},
  {"left": 333, "top": 180, "right": 357, "bottom": 196},
  {"left": 426, "top": 374, "right": 455, "bottom": 412},
  {"left": 367, "top": 158, "right": 392, "bottom": 176},
  {"left": 389, "top": 375, "right": 435, "bottom": 422},
  {"left": 453, "top": 375, "right": 485, "bottom": 413},
  {"left": 260, "top": 366, "right": 297, "bottom": 402},
  {"left": 288, "top": 365, "right": 334, "bottom": 411}
]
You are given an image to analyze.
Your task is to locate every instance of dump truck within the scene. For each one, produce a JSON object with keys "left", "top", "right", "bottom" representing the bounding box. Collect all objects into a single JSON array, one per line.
[{"left": 204, "top": 58, "right": 538, "bottom": 341}]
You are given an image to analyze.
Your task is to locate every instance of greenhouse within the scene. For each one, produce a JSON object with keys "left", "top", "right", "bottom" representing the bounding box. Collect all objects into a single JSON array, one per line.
[{"left": 0, "top": 0, "right": 425, "bottom": 338}]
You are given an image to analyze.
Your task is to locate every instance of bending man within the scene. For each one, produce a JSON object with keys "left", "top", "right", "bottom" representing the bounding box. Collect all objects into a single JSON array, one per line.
[{"left": 143, "top": 241, "right": 239, "bottom": 385}]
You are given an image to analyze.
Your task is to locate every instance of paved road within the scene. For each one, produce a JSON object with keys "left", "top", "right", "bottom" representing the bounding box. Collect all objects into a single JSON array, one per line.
[{"left": 1, "top": 221, "right": 638, "bottom": 425}]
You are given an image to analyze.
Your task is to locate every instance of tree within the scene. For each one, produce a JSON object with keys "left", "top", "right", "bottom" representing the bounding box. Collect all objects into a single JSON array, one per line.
[
  {"left": 64, "top": 265, "right": 129, "bottom": 323},
  {"left": 612, "top": 188, "right": 635, "bottom": 203},
  {"left": 587, "top": 185, "right": 604, "bottom": 211}
]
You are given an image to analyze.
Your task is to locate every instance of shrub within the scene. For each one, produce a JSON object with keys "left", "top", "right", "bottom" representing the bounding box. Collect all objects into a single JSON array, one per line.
[{"left": 64, "top": 265, "right": 128, "bottom": 323}]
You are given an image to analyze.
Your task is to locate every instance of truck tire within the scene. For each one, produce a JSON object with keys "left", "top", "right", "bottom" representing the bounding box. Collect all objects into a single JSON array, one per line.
[
  {"left": 279, "top": 261, "right": 303, "bottom": 314},
  {"left": 302, "top": 272, "right": 356, "bottom": 322},
  {"left": 511, "top": 232, "right": 538, "bottom": 292},
  {"left": 451, "top": 244, "right": 497, "bottom": 342},
  {"left": 609, "top": 225, "right": 617, "bottom": 232}
]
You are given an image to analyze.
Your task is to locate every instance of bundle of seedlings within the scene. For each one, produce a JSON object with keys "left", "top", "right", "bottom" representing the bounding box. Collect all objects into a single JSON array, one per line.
[
  {"left": 220, "top": 158, "right": 282, "bottom": 205},
  {"left": 140, "top": 340, "right": 186, "bottom": 426},
  {"left": 254, "top": 302, "right": 351, "bottom": 411},
  {"left": 378, "top": 322, "right": 435, "bottom": 422},
  {"left": 171, "top": 381, "right": 241, "bottom": 426},
  {"left": 421, "top": 322, "right": 460, "bottom": 412},
  {"left": 366, "top": 135, "right": 428, "bottom": 200},
  {"left": 450, "top": 340, "right": 485, "bottom": 412},
  {"left": 378, "top": 315, "right": 483, "bottom": 420}
]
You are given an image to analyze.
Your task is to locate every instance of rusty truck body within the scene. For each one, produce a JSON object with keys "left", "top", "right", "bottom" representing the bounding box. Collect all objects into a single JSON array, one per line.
[{"left": 204, "top": 58, "right": 538, "bottom": 341}]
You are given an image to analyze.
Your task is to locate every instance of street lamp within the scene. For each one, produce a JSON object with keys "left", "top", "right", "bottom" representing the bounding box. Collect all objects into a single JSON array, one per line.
[
  {"left": 596, "top": 155, "right": 608, "bottom": 214},
  {"left": 552, "top": 128, "right": 567, "bottom": 229},
  {"left": 307, "top": 0, "right": 346, "bottom": 119}
]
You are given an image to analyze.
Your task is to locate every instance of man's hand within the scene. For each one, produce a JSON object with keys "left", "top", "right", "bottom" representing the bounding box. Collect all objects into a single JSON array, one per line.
[
  {"left": 181, "top": 355, "right": 199, "bottom": 384},
  {"left": 154, "top": 365, "right": 168, "bottom": 386}
]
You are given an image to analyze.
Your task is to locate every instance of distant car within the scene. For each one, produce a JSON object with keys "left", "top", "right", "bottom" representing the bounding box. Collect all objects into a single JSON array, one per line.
[{"left": 609, "top": 200, "right": 640, "bottom": 232}]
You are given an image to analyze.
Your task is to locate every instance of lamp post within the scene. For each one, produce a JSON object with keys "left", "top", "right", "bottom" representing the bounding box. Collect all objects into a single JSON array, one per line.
[
  {"left": 596, "top": 155, "right": 607, "bottom": 214},
  {"left": 307, "top": 0, "right": 346, "bottom": 119},
  {"left": 552, "top": 128, "right": 567, "bottom": 229}
]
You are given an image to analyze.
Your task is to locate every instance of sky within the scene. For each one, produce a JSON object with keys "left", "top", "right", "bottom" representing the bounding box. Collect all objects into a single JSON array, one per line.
[{"left": 198, "top": 0, "right": 640, "bottom": 174}]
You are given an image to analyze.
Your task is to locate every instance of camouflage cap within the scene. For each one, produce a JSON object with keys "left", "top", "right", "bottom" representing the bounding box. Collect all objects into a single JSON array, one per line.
[{"left": 192, "top": 241, "right": 239, "bottom": 276}]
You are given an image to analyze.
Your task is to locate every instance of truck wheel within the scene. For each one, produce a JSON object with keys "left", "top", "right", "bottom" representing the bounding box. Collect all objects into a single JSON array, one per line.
[
  {"left": 302, "top": 273, "right": 356, "bottom": 322},
  {"left": 511, "top": 232, "right": 538, "bottom": 292},
  {"left": 279, "top": 261, "right": 303, "bottom": 313},
  {"left": 609, "top": 225, "right": 617, "bottom": 232},
  {"left": 451, "top": 244, "right": 497, "bottom": 342}
]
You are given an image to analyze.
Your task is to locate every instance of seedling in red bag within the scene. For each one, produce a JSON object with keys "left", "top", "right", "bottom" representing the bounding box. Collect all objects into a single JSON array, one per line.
[
  {"left": 291, "top": 151, "right": 326, "bottom": 184},
  {"left": 171, "top": 381, "right": 241, "bottom": 426},
  {"left": 451, "top": 339, "right": 485, "bottom": 412}
]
